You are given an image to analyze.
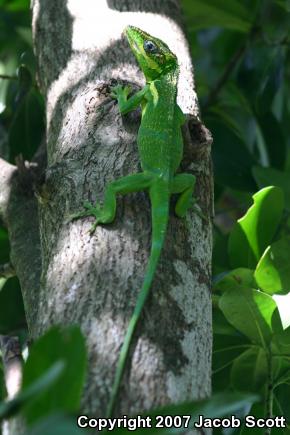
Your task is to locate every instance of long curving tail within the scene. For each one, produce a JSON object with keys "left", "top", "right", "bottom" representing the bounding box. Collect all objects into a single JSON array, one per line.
[{"left": 106, "top": 182, "right": 170, "bottom": 417}]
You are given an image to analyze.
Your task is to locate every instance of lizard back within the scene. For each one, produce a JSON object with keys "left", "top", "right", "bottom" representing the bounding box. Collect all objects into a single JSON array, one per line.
[{"left": 137, "top": 71, "right": 183, "bottom": 177}]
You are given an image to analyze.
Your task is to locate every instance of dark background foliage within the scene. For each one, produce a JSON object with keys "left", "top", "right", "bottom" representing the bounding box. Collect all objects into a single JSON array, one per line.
[{"left": 0, "top": 0, "right": 289, "bottom": 433}]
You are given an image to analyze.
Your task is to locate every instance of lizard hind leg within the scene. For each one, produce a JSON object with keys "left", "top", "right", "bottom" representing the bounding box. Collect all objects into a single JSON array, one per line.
[
  {"left": 72, "top": 172, "right": 153, "bottom": 233},
  {"left": 171, "top": 173, "right": 196, "bottom": 218}
]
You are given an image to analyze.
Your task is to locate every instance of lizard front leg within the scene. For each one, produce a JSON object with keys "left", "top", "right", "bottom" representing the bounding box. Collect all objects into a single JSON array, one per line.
[
  {"left": 71, "top": 172, "right": 152, "bottom": 233},
  {"left": 111, "top": 84, "right": 149, "bottom": 114}
]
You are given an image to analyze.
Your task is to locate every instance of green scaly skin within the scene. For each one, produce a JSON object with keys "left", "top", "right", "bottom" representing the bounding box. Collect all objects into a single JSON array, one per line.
[{"left": 71, "top": 26, "right": 196, "bottom": 417}]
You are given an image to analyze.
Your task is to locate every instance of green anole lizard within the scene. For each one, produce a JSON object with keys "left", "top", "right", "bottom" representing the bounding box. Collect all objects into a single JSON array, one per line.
[{"left": 72, "top": 26, "right": 197, "bottom": 417}]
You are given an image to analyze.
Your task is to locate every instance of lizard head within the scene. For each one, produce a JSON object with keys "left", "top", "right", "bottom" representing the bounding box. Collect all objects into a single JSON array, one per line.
[{"left": 125, "top": 26, "right": 178, "bottom": 81}]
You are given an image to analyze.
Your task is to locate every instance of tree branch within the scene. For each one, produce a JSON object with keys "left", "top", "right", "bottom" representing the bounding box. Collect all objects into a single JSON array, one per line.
[
  {"left": 27, "top": 0, "right": 213, "bottom": 418},
  {"left": 203, "top": 42, "right": 247, "bottom": 110},
  {"left": 0, "top": 155, "right": 43, "bottom": 334},
  {"left": 0, "top": 159, "right": 17, "bottom": 226},
  {"left": 203, "top": 23, "right": 261, "bottom": 111},
  {"left": 0, "top": 75, "right": 17, "bottom": 81}
]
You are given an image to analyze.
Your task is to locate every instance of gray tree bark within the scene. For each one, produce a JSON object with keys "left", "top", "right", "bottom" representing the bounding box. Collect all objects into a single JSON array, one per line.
[{"left": 0, "top": 0, "right": 213, "bottom": 425}]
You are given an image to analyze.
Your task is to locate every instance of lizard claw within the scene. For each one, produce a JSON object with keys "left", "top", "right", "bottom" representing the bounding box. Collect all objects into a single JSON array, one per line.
[
  {"left": 67, "top": 210, "right": 90, "bottom": 222},
  {"left": 68, "top": 200, "right": 103, "bottom": 228},
  {"left": 83, "top": 201, "right": 93, "bottom": 211},
  {"left": 110, "top": 84, "right": 131, "bottom": 100},
  {"left": 123, "top": 85, "right": 131, "bottom": 97},
  {"left": 89, "top": 220, "right": 99, "bottom": 235}
]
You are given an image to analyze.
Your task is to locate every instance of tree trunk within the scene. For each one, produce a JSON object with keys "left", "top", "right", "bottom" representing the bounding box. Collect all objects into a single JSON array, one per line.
[{"left": 1, "top": 0, "right": 213, "bottom": 423}]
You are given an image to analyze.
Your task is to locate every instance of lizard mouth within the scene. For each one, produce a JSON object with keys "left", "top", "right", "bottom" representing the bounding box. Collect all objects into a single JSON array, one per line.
[
  {"left": 127, "top": 38, "right": 141, "bottom": 56},
  {"left": 132, "top": 41, "right": 141, "bottom": 53}
]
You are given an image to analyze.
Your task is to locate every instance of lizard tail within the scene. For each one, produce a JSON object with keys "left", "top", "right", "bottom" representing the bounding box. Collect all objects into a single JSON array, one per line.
[{"left": 106, "top": 183, "right": 169, "bottom": 417}]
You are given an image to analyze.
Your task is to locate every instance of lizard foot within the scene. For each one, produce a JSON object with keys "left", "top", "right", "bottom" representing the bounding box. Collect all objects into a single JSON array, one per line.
[
  {"left": 68, "top": 201, "right": 106, "bottom": 234},
  {"left": 110, "top": 84, "right": 131, "bottom": 100}
]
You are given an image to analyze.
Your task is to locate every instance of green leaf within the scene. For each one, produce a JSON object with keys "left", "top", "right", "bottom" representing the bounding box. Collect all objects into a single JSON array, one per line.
[
  {"left": 273, "top": 383, "right": 290, "bottom": 423},
  {"left": 256, "top": 49, "right": 284, "bottom": 115},
  {"left": 237, "top": 46, "right": 283, "bottom": 111},
  {"left": 219, "top": 287, "right": 277, "bottom": 347},
  {"left": 181, "top": 0, "right": 252, "bottom": 32},
  {"left": 0, "top": 277, "right": 26, "bottom": 334},
  {"left": 255, "top": 238, "right": 290, "bottom": 295},
  {"left": 105, "top": 392, "right": 259, "bottom": 434},
  {"left": 21, "top": 326, "right": 87, "bottom": 424},
  {"left": 231, "top": 347, "right": 268, "bottom": 392},
  {"left": 214, "top": 268, "right": 256, "bottom": 292},
  {"left": 16, "top": 26, "right": 32, "bottom": 46},
  {"left": 0, "top": 278, "right": 6, "bottom": 292},
  {"left": 213, "top": 308, "right": 238, "bottom": 336},
  {"left": 0, "top": 226, "right": 10, "bottom": 263},
  {"left": 0, "top": 361, "right": 65, "bottom": 421},
  {"left": 253, "top": 166, "right": 290, "bottom": 211},
  {"left": 273, "top": 358, "right": 290, "bottom": 387},
  {"left": 208, "top": 117, "right": 257, "bottom": 191},
  {"left": 261, "top": 1, "right": 290, "bottom": 44},
  {"left": 213, "top": 334, "right": 251, "bottom": 392},
  {"left": 9, "top": 88, "right": 45, "bottom": 161},
  {"left": 212, "top": 231, "right": 230, "bottom": 275},
  {"left": 17, "top": 64, "right": 32, "bottom": 99},
  {"left": 272, "top": 325, "right": 290, "bottom": 355},
  {"left": 4, "top": 0, "right": 30, "bottom": 12},
  {"left": 239, "top": 403, "right": 266, "bottom": 435},
  {"left": 275, "top": 0, "right": 290, "bottom": 12},
  {"left": 213, "top": 334, "right": 251, "bottom": 374},
  {"left": 228, "top": 186, "right": 284, "bottom": 268},
  {"left": 257, "top": 112, "right": 286, "bottom": 170},
  {"left": 25, "top": 414, "right": 86, "bottom": 435}
]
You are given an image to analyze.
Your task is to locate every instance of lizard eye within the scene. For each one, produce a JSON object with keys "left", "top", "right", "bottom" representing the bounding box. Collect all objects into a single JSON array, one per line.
[{"left": 144, "top": 40, "right": 157, "bottom": 53}]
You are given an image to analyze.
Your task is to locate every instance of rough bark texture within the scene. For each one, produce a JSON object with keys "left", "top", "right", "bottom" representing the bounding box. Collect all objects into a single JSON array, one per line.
[{"left": 1, "top": 0, "right": 213, "bottom": 425}]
